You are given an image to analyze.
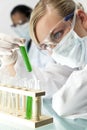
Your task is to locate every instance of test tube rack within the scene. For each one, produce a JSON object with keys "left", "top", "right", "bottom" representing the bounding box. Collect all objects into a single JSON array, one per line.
[{"left": 0, "top": 84, "right": 53, "bottom": 128}]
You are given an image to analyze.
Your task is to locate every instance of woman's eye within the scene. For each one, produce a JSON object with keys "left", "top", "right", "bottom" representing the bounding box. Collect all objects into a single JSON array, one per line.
[{"left": 51, "top": 31, "right": 63, "bottom": 42}]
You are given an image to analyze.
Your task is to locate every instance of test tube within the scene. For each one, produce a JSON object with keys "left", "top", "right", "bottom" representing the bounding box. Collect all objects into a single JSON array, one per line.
[
  {"left": 22, "top": 95, "right": 26, "bottom": 116},
  {"left": 20, "top": 46, "right": 33, "bottom": 119},
  {"left": 15, "top": 94, "right": 20, "bottom": 116},
  {"left": 0, "top": 91, "right": 2, "bottom": 110},
  {"left": 11, "top": 93, "right": 15, "bottom": 114},
  {"left": 7, "top": 92, "right": 12, "bottom": 113},
  {"left": 1, "top": 91, "right": 6, "bottom": 112},
  {"left": 19, "top": 46, "right": 32, "bottom": 72}
]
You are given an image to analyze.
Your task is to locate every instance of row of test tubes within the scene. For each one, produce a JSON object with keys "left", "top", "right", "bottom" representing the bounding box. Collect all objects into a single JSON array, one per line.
[
  {"left": 0, "top": 91, "right": 26, "bottom": 116},
  {"left": 0, "top": 79, "right": 44, "bottom": 121}
]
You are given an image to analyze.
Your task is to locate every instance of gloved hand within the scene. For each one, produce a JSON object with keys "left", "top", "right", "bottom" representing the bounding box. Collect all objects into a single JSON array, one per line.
[{"left": 0, "top": 33, "right": 25, "bottom": 66}]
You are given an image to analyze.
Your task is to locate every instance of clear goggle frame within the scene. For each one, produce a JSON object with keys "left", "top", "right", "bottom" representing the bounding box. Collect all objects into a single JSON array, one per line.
[{"left": 38, "top": 9, "right": 76, "bottom": 51}]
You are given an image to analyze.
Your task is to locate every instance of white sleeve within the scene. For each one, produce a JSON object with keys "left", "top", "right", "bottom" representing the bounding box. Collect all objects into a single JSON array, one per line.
[{"left": 52, "top": 65, "right": 87, "bottom": 119}]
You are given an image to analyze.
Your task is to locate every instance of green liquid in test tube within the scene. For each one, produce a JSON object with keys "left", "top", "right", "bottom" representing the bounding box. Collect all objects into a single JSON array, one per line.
[
  {"left": 20, "top": 46, "right": 33, "bottom": 119},
  {"left": 20, "top": 46, "right": 32, "bottom": 72}
]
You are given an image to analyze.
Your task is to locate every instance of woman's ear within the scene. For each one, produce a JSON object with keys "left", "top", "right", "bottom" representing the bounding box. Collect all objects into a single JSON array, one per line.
[{"left": 77, "top": 10, "right": 87, "bottom": 30}]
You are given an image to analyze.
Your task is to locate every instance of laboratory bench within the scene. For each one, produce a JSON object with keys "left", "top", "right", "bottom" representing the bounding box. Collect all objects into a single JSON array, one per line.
[{"left": 0, "top": 99, "right": 87, "bottom": 130}]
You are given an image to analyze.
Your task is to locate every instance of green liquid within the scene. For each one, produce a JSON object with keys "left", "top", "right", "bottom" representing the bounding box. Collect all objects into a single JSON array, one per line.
[
  {"left": 26, "top": 96, "right": 32, "bottom": 119},
  {"left": 20, "top": 46, "right": 32, "bottom": 72}
]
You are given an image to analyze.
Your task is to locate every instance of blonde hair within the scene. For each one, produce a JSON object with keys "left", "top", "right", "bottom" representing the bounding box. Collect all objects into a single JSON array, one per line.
[{"left": 29, "top": 0, "right": 84, "bottom": 45}]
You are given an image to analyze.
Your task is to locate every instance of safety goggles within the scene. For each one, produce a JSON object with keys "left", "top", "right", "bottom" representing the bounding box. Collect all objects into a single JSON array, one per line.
[{"left": 38, "top": 11, "right": 76, "bottom": 51}]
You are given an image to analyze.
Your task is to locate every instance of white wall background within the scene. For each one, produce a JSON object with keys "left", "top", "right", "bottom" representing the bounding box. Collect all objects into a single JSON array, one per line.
[
  {"left": 0, "top": 0, "right": 87, "bottom": 36},
  {"left": 0, "top": 0, "right": 39, "bottom": 35},
  {"left": 74, "top": 0, "right": 87, "bottom": 12}
]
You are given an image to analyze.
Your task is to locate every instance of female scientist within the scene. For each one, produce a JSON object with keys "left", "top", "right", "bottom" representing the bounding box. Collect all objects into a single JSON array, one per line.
[
  {"left": 0, "top": 0, "right": 87, "bottom": 119},
  {"left": 29, "top": 0, "right": 87, "bottom": 118}
]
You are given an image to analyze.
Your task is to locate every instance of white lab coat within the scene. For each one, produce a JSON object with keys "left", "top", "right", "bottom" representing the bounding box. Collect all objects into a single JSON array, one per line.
[
  {"left": 52, "top": 65, "right": 87, "bottom": 119},
  {"left": 0, "top": 52, "right": 87, "bottom": 119}
]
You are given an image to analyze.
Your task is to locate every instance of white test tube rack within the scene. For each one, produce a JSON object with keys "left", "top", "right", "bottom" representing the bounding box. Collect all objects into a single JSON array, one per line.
[{"left": 0, "top": 84, "right": 53, "bottom": 128}]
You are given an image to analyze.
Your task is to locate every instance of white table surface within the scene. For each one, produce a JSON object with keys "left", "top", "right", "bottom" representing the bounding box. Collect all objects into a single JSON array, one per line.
[{"left": 0, "top": 98, "right": 87, "bottom": 130}]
